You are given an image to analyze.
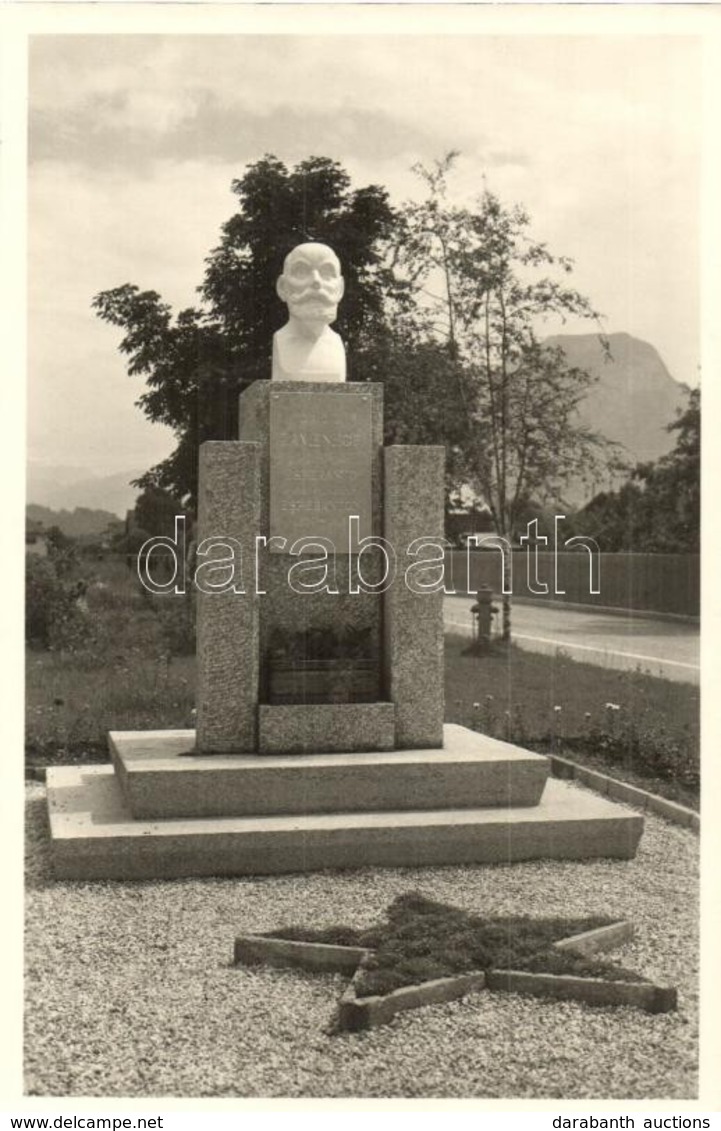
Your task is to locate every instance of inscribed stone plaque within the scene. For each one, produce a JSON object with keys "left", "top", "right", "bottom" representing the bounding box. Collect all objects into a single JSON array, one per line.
[{"left": 270, "top": 391, "right": 372, "bottom": 553}]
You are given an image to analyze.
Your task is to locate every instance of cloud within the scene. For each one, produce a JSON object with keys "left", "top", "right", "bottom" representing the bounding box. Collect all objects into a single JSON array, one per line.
[
  {"left": 28, "top": 35, "right": 508, "bottom": 171},
  {"left": 29, "top": 33, "right": 700, "bottom": 171},
  {"left": 30, "top": 93, "right": 455, "bottom": 172}
]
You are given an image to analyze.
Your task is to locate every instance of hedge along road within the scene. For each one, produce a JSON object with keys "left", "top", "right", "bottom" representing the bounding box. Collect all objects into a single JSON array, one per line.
[{"left": 443, "top": 596, "right": 700, "bottom": 685}]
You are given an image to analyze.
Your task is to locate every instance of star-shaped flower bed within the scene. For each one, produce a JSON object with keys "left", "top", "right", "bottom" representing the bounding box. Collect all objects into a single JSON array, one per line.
[{"left": 234, "top": 892, "right": 677, "bottom": 1032}]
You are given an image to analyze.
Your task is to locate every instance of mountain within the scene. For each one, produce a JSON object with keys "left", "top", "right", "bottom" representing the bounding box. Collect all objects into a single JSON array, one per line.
[
  {"left": 26, "top": 504, "right": 121, "bottom": 538},
  {"left": 546, "top": 332, "right": 688, "bottom": 466},
  {"left": 26, "top": 465, "right": 143, "bottom": 517}
]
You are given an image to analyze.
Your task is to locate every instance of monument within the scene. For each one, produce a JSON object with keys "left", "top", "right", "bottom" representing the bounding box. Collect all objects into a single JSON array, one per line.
[{"left": 46, "top": 242, "right": 644, "bottom": 879}]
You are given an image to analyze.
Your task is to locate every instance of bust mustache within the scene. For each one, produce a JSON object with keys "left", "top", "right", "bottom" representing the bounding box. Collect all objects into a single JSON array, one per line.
[{"left": 286, "top": 288, "right": 338, "bottom": 319}]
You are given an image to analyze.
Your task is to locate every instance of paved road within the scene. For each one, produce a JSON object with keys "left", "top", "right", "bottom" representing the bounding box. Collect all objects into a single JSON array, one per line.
[{"left": 444, "top": 596, "right": 700, "bottom": 684}]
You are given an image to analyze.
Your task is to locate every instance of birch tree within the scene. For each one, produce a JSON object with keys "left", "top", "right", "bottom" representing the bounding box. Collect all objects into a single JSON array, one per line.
[{"left": 399, "top": 155, "right": 612, "bottom": 638}]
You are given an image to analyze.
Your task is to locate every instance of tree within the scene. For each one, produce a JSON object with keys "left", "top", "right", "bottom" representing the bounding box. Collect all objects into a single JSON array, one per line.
[
  {"left": 45, "top": 524, "right": 77, "bottom": 578},
  {"left": 574, "top": 387, "right": 700, "bottom": 553},
  {"left": 133, "top": 486, "right": 189, "bottom": 542},
  {"left": 93, "top": 156, "right": 402, "bottom": 506},
  {"left": 657, "top": 384, "right": 700, "bottom": 550},
  {"left": 363, "top": 321, "right": 470, "bottom": 500},
  {"left": 397, "top": 154, "right": 613, "bottom": 637}
]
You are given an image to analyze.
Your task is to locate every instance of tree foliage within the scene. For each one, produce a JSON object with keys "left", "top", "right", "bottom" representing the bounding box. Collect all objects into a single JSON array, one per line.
[
  {"left": 397, "top": 155, "right": 613, "bottom": 635},
  {"left": 575, "top": 387, "right": 700, "bottom": 553},
  {"left": 398, "top": 154, "right": 611, "bottom": 540},
  {"left": 25, "top": 549, "right": 89, "bottom": 651},
  {"left": 363, "top": 322, "right": 470, "bottom": 494},
  {"left": 93, "top": 156, "right": 401, "bottom": 505},
  {"left": 133, "top": 486, "right": 190, "bottom": 542}
]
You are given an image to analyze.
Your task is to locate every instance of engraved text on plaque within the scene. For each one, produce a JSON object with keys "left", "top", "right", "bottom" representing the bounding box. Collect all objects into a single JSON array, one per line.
[{"left": 269, "top": 391, "right": 373, "bottom": 553}]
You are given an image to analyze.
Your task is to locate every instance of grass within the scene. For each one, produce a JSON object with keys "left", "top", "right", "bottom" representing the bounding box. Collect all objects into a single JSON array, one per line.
[
  {"left": 25, "top": 556, "right": 195, "bottom": 767},
  {"left": 444, "top": 633, "right": 700, "bottom": 810},
  {"left": 25, "top": 559, "right": 700, "bottom": 813},
  {"left": 268, "top": 892, "right": 647, "bottom": 998}
]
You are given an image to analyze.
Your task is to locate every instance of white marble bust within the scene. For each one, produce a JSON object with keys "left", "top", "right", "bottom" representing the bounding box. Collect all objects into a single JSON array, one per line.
[{"left": 272, "top": 242, "right": 346, "bottom": 382}]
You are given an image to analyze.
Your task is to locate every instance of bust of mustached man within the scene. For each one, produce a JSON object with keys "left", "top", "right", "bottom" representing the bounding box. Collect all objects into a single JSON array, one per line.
[{"left": 272, "top": 242, "right": 346, "bottom": 382}]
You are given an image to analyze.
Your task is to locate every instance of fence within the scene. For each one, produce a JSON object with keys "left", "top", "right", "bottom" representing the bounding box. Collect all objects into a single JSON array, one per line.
[{"left": 445, "top": 551, "right": 700, "bottom": 618}]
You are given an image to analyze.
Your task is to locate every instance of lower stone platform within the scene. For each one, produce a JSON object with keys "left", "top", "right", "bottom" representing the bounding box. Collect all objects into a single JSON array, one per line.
[
  {"left": 109, "top": 724, "right": 549, "bottom": 819},
  {"left": 46, "top": 764, "right": 644, "bottom": 881}
]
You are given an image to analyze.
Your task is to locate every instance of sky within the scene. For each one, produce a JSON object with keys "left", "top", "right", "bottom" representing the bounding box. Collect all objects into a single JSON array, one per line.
[{"left": 26, "top": 25, "right": 704, "bottom": 478}]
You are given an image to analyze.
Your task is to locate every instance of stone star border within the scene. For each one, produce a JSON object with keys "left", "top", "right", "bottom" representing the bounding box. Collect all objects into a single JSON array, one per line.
[{"left": 234, "top": 895, "right": 677, "bottom": 1032}]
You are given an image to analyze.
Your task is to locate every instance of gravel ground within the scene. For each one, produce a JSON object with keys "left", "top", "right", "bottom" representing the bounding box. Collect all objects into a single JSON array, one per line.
[{"left": 24, "top": 781, "right": 699, "bottom": 1100}]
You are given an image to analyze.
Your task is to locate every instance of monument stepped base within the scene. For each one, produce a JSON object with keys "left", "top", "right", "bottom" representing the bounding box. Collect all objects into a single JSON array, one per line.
[
  {"left": 46, "top": 724, "right": 644, "bottom": 880},
  {"left": 109, "top": 723, "right": 549, "bottom": 819}
]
